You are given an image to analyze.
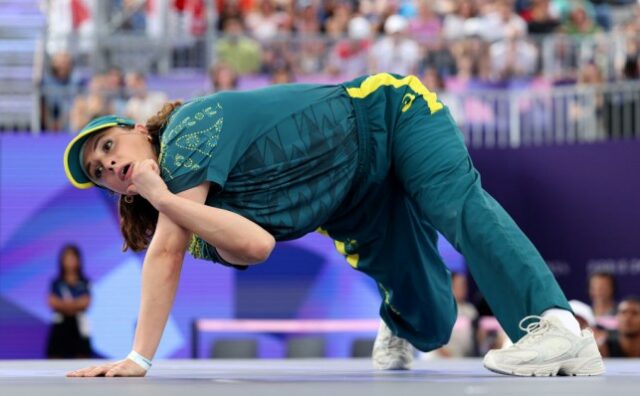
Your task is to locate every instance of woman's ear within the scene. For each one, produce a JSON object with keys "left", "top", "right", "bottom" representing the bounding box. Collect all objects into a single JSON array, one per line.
[{"left": 134, "top": 123, "right": 148, "bottom": 134}]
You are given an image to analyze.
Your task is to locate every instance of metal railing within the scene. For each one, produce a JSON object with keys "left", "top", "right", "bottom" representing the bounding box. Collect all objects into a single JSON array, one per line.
[
  {"left": 35, "top": 80, "right": 640, "bottom": 147},
  {"left": 447, "top": 82, "right": 640, "bottom": 148}
]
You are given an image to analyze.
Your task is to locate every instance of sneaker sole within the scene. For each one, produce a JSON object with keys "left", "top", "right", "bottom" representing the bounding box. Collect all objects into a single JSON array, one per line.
[
  {"left": 373, "top": 359, "right": 412, "bottom": 371},
  {"left": 484, "top": 356, "right": 606, "bottom": 377}
]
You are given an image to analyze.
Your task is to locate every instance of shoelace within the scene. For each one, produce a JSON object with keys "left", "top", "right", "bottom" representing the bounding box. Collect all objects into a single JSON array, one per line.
[{"left": 516, "top": 315, "right": 550, "bottom": 346}]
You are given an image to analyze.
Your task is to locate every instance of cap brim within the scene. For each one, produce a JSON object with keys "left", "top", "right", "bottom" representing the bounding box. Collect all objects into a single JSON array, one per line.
[{"left": 63, "top": 122, "right": 118, "bottom": 189}]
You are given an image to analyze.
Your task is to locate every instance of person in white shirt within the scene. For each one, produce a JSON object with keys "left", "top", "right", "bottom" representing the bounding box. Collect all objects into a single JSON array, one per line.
[
  {"left": 124, "top": 72, "right": 168, "bottom": 125},
  {"left": 370, "top": 15, "right": 421, "bottom": 76}
]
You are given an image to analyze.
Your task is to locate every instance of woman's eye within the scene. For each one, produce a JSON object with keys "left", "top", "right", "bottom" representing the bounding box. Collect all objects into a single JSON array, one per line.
[
  {"left": 102, "top": 140, "right": 113, "bottom": 152},
  {"left": 95, "top": 165, "right": 103, "bottom": 180}
]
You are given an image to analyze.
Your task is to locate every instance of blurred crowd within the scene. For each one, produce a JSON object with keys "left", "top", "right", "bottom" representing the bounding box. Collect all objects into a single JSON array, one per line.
[
  {"left": 419, "top": 271, "right": 640, "bottom": 359},
  {"left": 39, "top": 0, "right": 640, "bottom": 132}
]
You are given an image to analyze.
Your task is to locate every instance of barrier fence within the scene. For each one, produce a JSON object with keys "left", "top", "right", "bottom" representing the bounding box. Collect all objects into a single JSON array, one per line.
[{"left": 33, "top": 80, "right": 640, "bottom": 148}]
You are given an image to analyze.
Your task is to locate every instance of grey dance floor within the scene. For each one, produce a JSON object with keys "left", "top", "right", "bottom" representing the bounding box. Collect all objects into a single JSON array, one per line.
[{"left": 1, "top": 358, "right": 638, "bottom": 396}]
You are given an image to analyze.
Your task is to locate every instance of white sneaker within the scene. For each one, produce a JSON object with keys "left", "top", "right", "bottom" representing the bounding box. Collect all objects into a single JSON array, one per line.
[
  {"left": 483, "top": 315, "right": 605, "bottom": 376},
  {"left": 372, "top": 320, "right": 414, "bottom": 370}
]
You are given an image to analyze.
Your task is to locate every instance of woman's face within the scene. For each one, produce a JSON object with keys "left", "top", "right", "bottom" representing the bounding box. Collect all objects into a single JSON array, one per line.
[
  {"left": 82, "top": 125, "right": 156, "bottom": 195},
  {"left": 62, "top": 250, "right": 79, "bottom": 274},
  {"left": 589, "top": 275, "right": 614, "bottom": 301}
]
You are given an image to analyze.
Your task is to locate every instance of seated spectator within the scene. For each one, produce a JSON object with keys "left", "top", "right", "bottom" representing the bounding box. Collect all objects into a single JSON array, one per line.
[
  {"left": 422, "top": 67, "right": 464, "bottom": 124},
  {"left": 408, "top": 0, "right": 442, "bottom": 46},
  {"left": 326, "top": 16, "right": 372, "bottom": 77},
  {"left": 209, "top": 62, "right": 239, "bottom": 92},
  {"left": 418, "top": 271, "right": 477, "bottom": 359},
  {"left": 569, "top": 299, "right": 608, "bottom": 345},
  {"left": 271, "top": 64, "right": 296, "bottom": 84},
  {"left": 323, "top": 0, "right": 353, "bottom": 39},
  {"left": 599, "top": 296, "right": 640, "bottom": 357},
  {"left": 441, "top": 272, "right": 478, "bottom": 357},
  {"left": 489, "top": 30, "right": 538, "bottom": 81},
  {"left": 124, "top": 72, "right": 168, "bottom": 124},
  {"left": 46, "top": 244, "right": 93, "bottom": 359},
  {"left": 103, "top": 66, "right": 128, "bottom": 115},
  {"left": 41, "top": 51, "right": 81, "bottom": 132},
  {"left": 560, "top": 3, "right": 601, "bottom": 36},
  {"left": 245, "top": 0, "right": 283, "bottom": 41},
  {"left": 522, "top": 0, "right": 560, "bottom": 35},
  {"left": 370, "top": 14, "right": 421, "bottom": 76},
  {"left": 216, "top": 17, "right": 262, "bottom": 75},
  {"left": 69, "top": 74, "right": 114, "bottom": 132},
  {"left": 481, "top": 0, "right": 527, "bottom": 42},
  {"left": 589, "top": 271, "right": 617, "bottom": 318},
  {"left": 442, "top": 0, "right": 479, "bottom": 42},
  {"left": 294, "top": 0, "right": 322, "bottom": 36},
  {"left": 114, "top": 0, "right": 147, "bottom": 32}
]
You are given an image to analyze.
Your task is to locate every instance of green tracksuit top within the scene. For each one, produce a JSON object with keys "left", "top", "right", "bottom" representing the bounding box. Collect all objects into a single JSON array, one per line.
[{"left": 158, "top": 83, "right": 359, "bottom": 266}]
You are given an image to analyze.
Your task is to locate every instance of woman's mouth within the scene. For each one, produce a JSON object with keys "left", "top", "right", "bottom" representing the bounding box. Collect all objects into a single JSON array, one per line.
[{"left": 120, "top": 163, "right": 132, "bottom": 181}]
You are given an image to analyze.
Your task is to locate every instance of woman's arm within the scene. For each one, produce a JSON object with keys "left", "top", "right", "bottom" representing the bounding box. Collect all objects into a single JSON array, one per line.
[
  {"left": 68, "top": 187, "right": 197, "bottom": 377},
  {"left": 128, "top": 160, "right": 275, "bottom": 266},
  {"left": 48, "top": 295, "right": 75, "bottom": 316},
  {"left": 130, "top": 209, "right": 190, "bottom": 361},
  {"left": 72, "top": 295, "right": 91, "bottom": 311},
  {"left": 154, "top": 182, "right": 275, "bottom": 265}
]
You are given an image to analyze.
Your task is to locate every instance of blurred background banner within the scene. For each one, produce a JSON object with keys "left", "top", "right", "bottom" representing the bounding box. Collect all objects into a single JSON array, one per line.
[{"left": 470, "top": 141, "right": 640, "bottom": 302}]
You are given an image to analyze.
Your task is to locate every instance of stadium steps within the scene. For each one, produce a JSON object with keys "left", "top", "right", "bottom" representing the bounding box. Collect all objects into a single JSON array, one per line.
[{"left": 0, "top": 0, "right": 43, "bottom": 132}]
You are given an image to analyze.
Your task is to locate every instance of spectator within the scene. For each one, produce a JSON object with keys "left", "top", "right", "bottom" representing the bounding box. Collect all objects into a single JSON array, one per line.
[
  {"left": 422, "top": 67, "right": 463, "bottom": 124},
  {"left": 216, "top": 0, "right": 245, "bottom": 31},
  {"left": 271, "top": 64, "right": 296, "bottom": 84},
  {"left": 569, "top": 299, "right": 596, "bottom": 330},
  {"left": 209, "top": 62, "right": 239, "bottom": 92},
  {"left": 442, "top": 0, "right": 479, "bottom": 42},
  {"left": 124, "top": 72, "right": 169, "bottom": 124},
  {"left": 440, "top": 272, "right": 479, "bottom": 357},
  {"left": 370, "top": 14, "right": 421, "bottom": 75},
  {"left": 569, "top": 299, "right": 608, "bottom": 345},
  {"left": 46, "top": 244, "right": 93, "bottom": 359},
  {"left": 245, "top": 0, "right": 283, "bottom": 41},
  {"left": 216, "top": 17, "right": 262, "bottom": 75},
  {"left": 326, "top": 16, "right": 372, "bottom": 77},
  {"left": 589, "top": 271, "right": 617, "bottom": 318},
  {"left": 451, "top": 272, "right": 478, "bottom": 324},
  {"left": 408, "top": 0, "right": 442, "bottom": 46},
  {"left": 481, "top": 0, "right": 528, "bottom": 42},
  {"left": 294, "top": 0, "right": 322, "bottom": 35},
  {"left": 114, "top": 0, "right": 147, "bottom": 32},
  {"left": 69, "top": 74, "right": 114, "bottom": 132},
  {"left": 489, "top": 30, "right": 539, "bottom": 81},
  {"left": 560, "top": 3, "right": 601, "bottom": 36},
  {"left": 324, "top": 1, "right": 353, "bottom": 39},
  {"left": 522, "top": 0, "right": 560, "bottom": 35},
  {"left": 41, "top": 51, "right": 81, "bottom": 132},
  {"left": 103, "top": 66, "right": 128, "bottom": 115},
  {"left": 599, "top": 296, "right": 640, "bottom": 357},
  {"left": 577, "top": 61, "right": 604, "bottom": 85},
  {"left": 419, "top": 271, "right": 477, "bottom": 359}
]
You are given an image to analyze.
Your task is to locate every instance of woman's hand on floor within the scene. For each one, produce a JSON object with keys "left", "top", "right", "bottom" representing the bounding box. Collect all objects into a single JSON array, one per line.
[{"left": 66, "top": 359, "right": 147, "bottom": 377}]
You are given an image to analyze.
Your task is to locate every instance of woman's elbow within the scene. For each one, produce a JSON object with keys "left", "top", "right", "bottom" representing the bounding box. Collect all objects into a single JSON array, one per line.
[{"left": 247, "top": 235, "right": 275, "bottom": 263}]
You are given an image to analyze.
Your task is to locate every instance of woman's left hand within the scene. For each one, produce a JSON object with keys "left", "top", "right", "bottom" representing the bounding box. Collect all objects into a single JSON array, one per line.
[
  {"left": 67, "top": 359, "right": 147, "bottom": 377},
  {"left": 127, "top": 159, "right": 169, "bottom": 207}
]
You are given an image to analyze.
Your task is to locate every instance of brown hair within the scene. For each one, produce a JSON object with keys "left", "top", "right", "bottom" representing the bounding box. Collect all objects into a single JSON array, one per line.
[{"left": 119, "top": 101, "right": 182, "bottom": 252}]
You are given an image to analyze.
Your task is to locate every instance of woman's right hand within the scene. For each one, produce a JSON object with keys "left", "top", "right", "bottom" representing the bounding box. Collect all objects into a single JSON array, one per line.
[
  {"left": 66, "top": 359, "right": 147, "bottom": 377},
  {"left": 127, "top": 159, "right": 170, "bottom": 207}
]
